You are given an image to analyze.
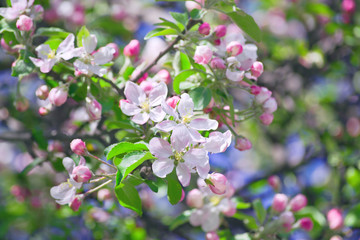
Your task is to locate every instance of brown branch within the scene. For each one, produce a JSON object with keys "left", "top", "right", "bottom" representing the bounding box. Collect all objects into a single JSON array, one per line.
[
  {"left": 98, "top": 76, "right": 124, "bottom": 97},
  {"left": 133, "top": 18, "right": 202, "bottom": 82}
]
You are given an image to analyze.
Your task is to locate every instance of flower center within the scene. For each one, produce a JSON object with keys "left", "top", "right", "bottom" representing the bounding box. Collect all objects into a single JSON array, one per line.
[
  {"left": 140, "top": 100, "right": 150, "bottom": 113},
  {"left": 174, "top": 152, "right": 183, "bottom": 161},
  {"left": 47, "top": 50, "right": 56, "bottom": 59},
  {"left": 210, "top": 195, "right": 222, "bottom": 206},
  {"left": 182, "top": 115, "right": 192, "bottom": 124},
  {"left": 66, "top": 178, "right": 73, "bottom": 188}
]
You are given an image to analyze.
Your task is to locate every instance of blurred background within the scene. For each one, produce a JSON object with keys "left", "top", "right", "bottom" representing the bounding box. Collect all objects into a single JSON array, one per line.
[{"left": 1, "top": 0, "right": 360, "bottom": 239}]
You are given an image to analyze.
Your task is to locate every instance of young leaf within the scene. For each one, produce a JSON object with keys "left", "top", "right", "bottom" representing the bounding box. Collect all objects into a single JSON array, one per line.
[
  {"left": 253, "top": 199, "right": 266, "bottom": 224},
  {"left": 117, "top": 151, "right": 155, "bottom": 184},
  {"left": 166, "top": 170, "right": 183, "bottom": 205},
  {"left": 144, "top": 28, "right": 178, "bottom": 40},
  {"left": 35, "top": 27, "right": 70, "bottom": 38},
  {"left": 115, "top": 182, "right": 143, "bottom": 215},
  {"left": 173, "top": 69, "right": 203, "bottom": 94},
  {"left": 180, "top": 52, "right": 191, "bottom": 70},
  {"left": 232, "top": 212, "right": 258, "bottom": 230},
  {"left": 76, "top": 26, "right": 90, "bottom": 47},
  {"left": 170, "top": 12, "right": 188, "bottom": 27},
  {"left": 189, "top": 87, "right": 212, "bottom": 110},
  {"left": 227, "top": 10, "right": 262, "bottom": 42},
  {"left": 105, "top": 142, "right": 148, "bottom": 160}
]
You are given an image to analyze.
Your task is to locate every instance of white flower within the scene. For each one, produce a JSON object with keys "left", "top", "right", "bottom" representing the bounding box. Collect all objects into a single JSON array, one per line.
[{"left": 0, "top": 0, "right": 33, "bottom": 20}]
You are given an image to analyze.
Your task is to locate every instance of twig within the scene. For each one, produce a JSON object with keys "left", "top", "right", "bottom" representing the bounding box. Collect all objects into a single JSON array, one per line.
[
  {"left": 85, "top": 179, "right": 113, "bottom": 196},
  {"left": 88, "top": 153, "right": 117, "bottom": 170}
]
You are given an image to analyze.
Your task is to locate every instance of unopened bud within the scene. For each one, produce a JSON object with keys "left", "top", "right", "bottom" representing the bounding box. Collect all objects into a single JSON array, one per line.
[
  {"left": 263, "top": 97, "right": 277, "bottom": 113},
  {"left": 155, "top": 69, "right": 172, "bottom": 84},
  {"left": 48, "top": 87, "right": 68, "bottom": 106},
  {"left": 272, "top": 193, "right": 288, "bottom": 212},
  {"left": 299, "top": 217, "right": 313, "bottom": 231},
  {"left": 35, "top": 85, "right": 49, "bottom": 100},
  {"left": 140, "top": 81, "right": 155, "bottom": 95},
  {"left": 72, "top": 165, "right": 92, "bottom": 182},
  {"left": 267, "top": 175, "right": 281, "bottom": 191},
  {"left": 251, "top": 61, "right": 264, "bottom": 78},
  {"left": 86, "top": 97, "right": 102, "bottom": 121},
  {"left": 69, "top": 194, "right": 84, "bottom": 211},
  {"left": 210, "top": 57, "right": 226, "bottom": 69},
  {"left": 207, "top": 173, "right": 228, "bottom": 195},
  {"left": 206, "top": 232, "right": 219, "bottom": 240},
  {"left": 70, "top": 139, "right": 87, "bottom": 155},
  {"left": 259, "top": 113, "right": 274, "bottom": 125},
  {"left": 166, "top": 96, "right": 180, "bottom": 109},
  {"left": 38, "top": 107, "right": 50, "bottom": 116},
  {"left": 97, "top": 189, "right": 111, "bottom": 201},
  {"left": 235, "top": 138, "right": 252, "bottom": 151},
  {"left": 289, "top": 194, "right": 307, "bottom": 212},
  {"left": 198, "top": 22, "right": 211, "bottom": 35},
  {"left": 124, "top": 39, "right": 140, "bottom": 57},
  {"left": 279, "top": 211, "right": 295, "bottom": 232},
  {"left": 250, "top": 85, "right": 261, "bottom": 95},
  {"left": 226, "top": 41, "right": 243, "bottom": 56},
  {"left": 15, "top": 98, "right": 29, "bottom": 112},
  {"left": 106, "top": 43, "right": 120, "bottom": 59},
  {"left": 214, "top": 25, "right": 226, "bottom": 38},
  {"left": 327, "top": 208, "right": 343, "bottom": 230},
  {"left": 255, "top": 87, "right": 272, "bottom": 104},
  {"left": 16, "top": 15, "right": 33, "bottom": 31},
  {"left": 186, "top": 189, "right": 204, "bottom": 208}
]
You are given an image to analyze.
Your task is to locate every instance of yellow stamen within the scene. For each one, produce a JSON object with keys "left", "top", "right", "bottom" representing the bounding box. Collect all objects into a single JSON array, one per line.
[
  {"left": 210, "top": 195, "right": 222, "bottom": 206},
  {"left": 47, "top": 50, "right": 56, "bottom": 59}
]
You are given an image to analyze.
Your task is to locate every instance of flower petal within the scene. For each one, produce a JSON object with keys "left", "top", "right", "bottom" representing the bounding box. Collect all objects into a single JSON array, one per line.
[
  {"left": 35, "top": 44, "right": 52, "bottom": 60},
  {"left": 131, "top": 112, "right": 149, "bottom": 125},
  {"left": 93, "top": 46, "right": 114, "bottom": 65},
  {"left": 189, "top": 118, "right": 218, "bottom": 131},
  {"left": 183, "top": 148, "right": 208, "bottom": 168},
  {"left": 202, "top": 208, "right": 221, "bottom": 232},
  {"left": 83, "top": 34, "right": 97, "bottom": 54},
  {"left": 124, "top": 81, "right": 146, "bottom": 105},
  {"left": 63, "top": 157, "right": 75, "bottom": 173},
  {"left": 155, "top": 120, "right": 177, "bottom": 132},
  {"left": 149, "top": 106, "right": 166, "bottom": 122},
  {"left": 11, "top": 0, "right": 27, "bottom": 11},
  {"left": 152, "top": 158, "right": 174, "bottom": 178},
  {"left": 149, "top": 82, "right": 167, "bottom": 106},
  {"left": 57, "top": 34, "right": 75, "bottom": 56},
  {"left": 196, "top": 162, "right": 210, "bottom": 179},
  {"left": 39, "top": 58, "right": 57, "bottom": 73},
  {"left": 74, "top": 59, "right": 89, "bottom": 75},
  {"left": 149, "top": 137, "right": 172, "bottom": 158},
  {"left": 189, "top": 209, "right": 203, "bottom": 226},
  {"left": 171, "top": 124, "right": 190, "bottom": 152},
  {"left": 120, "top": 101, "right": 141, "bottom": 116},
  {"left": 188, "top": 127, "right": 205, "bottom": 143},
  {"left": 176, "top": 162, "right": 191, "bottom": 187},
  {"left": 50, "top": 183, "right": 76, "bottom": 205},
  {"left": 178, "top": 93, "right": 194, "bottom": 118}
]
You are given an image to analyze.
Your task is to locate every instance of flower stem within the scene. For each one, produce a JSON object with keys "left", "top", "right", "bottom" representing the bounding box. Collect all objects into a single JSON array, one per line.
[
  {"left": 85, "top": 179, "right": 113, "bottom": 196},
  {"left": 88, "top": 153, "right": 117, "bottom": 170}
]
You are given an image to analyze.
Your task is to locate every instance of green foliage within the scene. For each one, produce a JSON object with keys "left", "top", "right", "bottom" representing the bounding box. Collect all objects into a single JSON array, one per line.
[
  {"left": 226, "top": 10, "right": 262, "bottom": 42},
  {"left": 105, "top": 142, "right": 149, "bottom": 160},
  {"left": 12, "top": 50, "right": 35, "bottom": 79},
  {"left": 35, "top": 27, "right": 70, "bottom": 38},
  {"left": 76, "top": 26, "right": 90, "bottom": 47},
  {"left": 253, "top": 199, "right": 266, "bottom": 224},
  {"left": 189, "top": 87, "right": 212, "bottom": 110},
  {"left": 144, "top": 28, "right": 178, "bottom": 40},
  {"left": 169, "top": 210, "right": 192, "bottom": 230},
  {"left": 115, "top": 181, "right": 143, "bottom": 216},
  {"left": 166, "top": 170, "right": 183, "bottom": 205}
]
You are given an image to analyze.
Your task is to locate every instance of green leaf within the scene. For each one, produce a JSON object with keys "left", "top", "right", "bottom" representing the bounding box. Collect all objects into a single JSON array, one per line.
[
  {"left": 166, "top": 170, "right": 183, "bottom": 205},
  {"left": 295, "top": 206, "right": 326, "bottom": 238},
  {"left": 253, "top": 199, "right": 266, "bottom": 224},
  {"left": 117, "top": 151, "right": 155, "bottom": 184},
  {"left": 76, "top": 26, "right": 90, "bottom": 47},
  {"left": 226, "top": 10, "right": 262, "bottom": 42},
  {"left": 145, "top": 180, "right": 159, "bottom": 193},
  {"left": 21, "top": 158, "right": 44, "bottom": 175},
  {"left": 189, "top": 9, "right": 201, "bottom": 19},
  {"left": 105, "top": 142, "right": 148, "bottom": 160},
  {"left": 170, "top": 12, "right": 188, "bottom": 27},
  {"left": 346, "top": 167, "right": 360, "bottom": 189},
  {"left": 306, "top": 3, "right": 334, "bottom": 18},
  {"left": 173, "top": 69, "right": 203, "bottom": 94},
  {"left": 180, "top": 52, "right": 191, "bottom": 70},
  {"left": 115, "top": 182, "right": 142, "bottom": 215},
  {"left": 144, "top": 28, "right": 178, "bottom": 40},
  {"left": 44, "top": 38, "right": 63, "bottom": 50},
  {"left": 234, "top": 233, "right": 252, "bottom": 240},
  {"left": 0, "top": 18, "right": 17, "bottom": 33},
  {"left": 232, "top": 212, "right": 258, "bottom": 230},
  {"left": 169, "top": 210, "right": 192, "bottom": 230},
  {"left": 345, "top": 204, "right": 360, "bottom": 227},
  {"left": 189, "top": 87, "right": 212, "bottom": 110},
  {"left": 31, "top": 128, "right": 48, "bottom": 150},
  {"left": 155, "top": 18, "right": 182, "bottom": 32},
  {"left": 69, "top": 81, "right": 87, "bottom": 101},
  {"left": 35, "top": 27, "right": 70, "bottom": 38},
  {"left": 12, "top": 50, "right": 35, "bottom": 79}
]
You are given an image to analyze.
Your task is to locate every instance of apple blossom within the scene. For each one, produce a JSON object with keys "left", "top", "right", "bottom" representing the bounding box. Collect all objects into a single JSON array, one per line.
[
  {"left": 74, "top": 34, "right": 115, "bottom": 76},
  {"left": 30, "top": 34, "right": 81, "bottom": 73},
  {"left": 235, "top": 138, "right": 252, "bottom": 151},
  {"left": 69, "top": 194, "right": 84, "bottom": 211},
  {"left": 330, "top": 236, "right": 343, "bottom": 240},
  {"left": 226, "top": 69, "right": 245, "bottom": 82},
  {"left": 263, "top": 97, "right": 278, "bottom": 113},
  {"left": 251, "top": 61, "right": 264, "bottom": 78},
  {"left": 166, "top": 96, "right": 181, "bottom": 109},
  {"left": 299, "top": 217, "right": 313, "bottom": 231},
  {"left": 124, "top": 39, "right": 140, "bottom": 57},
  {"left": 35, "top": 85, "right": 49, "bottom": 100},
  {"left": 203, "top": 130, "right": 232, "bottom": 153},
  {"left": 86, "top": 97, "right": 102, "bottom": 121},
  {"left": 259, "top": 113, "right": 274, "bottom": 125},
  {"left": 194, "top": 46, "right": 213, "bottom": 65},
  {"left": 48, "top": 86, "right": 68, "bottom": 106},
  {"left": 214, "top": 25, "right": 227, "bottom": 38},
  {"left": 16, "top": 15, "right": 33, "bottom": 31},
  {"left": 255, "top": 87, "right": 272, "bottom": 104},
  {"left": 208, "top": 173, "right": 228, "bottom": 195},
  {"left": 289, "top": 194, "right": 307, "bottom": 212},
  {"left": 210, "top": 58, "right": 226, "bottom": 69},
  {"left": 97, "top": 189, "right": 111, "bottom": 201},
  {"left": 327, "top": 208, "right": 343, "bottom": 230},
  {"left": 279, "top": 211, "right": 295, "bottom": 232},
  {"left": 186, "top": 189, "right": 204, "bottom": 208},
  {"left": 120, "top": 81, "right": 167, "bottom": 125},
  {"left": 153, "top": 69, "right": 172, "bottom": 84},
  {"left": 0, "top": 0, "right": 34, "bottom": 20},
  {"left": 272, "top": 193, "right": 288, "bottom": 212},
  {"left": 106, "top": 43, "right": 120, "bottom": 59},
  {"left": 70, "top": 139, "right": 87, "bottom": 155},
  {"left": 226, "top": 41, "right": 243, "bottom": 56},
  {"left": 71, "top": 165, "right": 92, "bottom": 183},
  {"left": 199, "top": 22, "right": 211, "bottom": 35}
]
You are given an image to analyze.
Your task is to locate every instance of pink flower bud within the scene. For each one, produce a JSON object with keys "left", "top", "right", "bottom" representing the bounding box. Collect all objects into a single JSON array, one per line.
[
  {"left": 222, "top": 200, "right": 237, "bottom": 217},
  {"left": 226, "top": 41, "right": 243, "bottom": 56},
  {"left": 268, "top": 175, "right": 281, "bottom": 191},
  {"left": 15, "top": 98, "right": 29, "bottom": 112},
  {"left": 289, "top": 194, "right": 307, "bottom": 212},
  {"left": 38, "top": 107, "right": 50, "bottom": 116},
  {"left": 225, "top": 184, "right": 235, "bottom": 198},
  {"left": 327, "top": 208, "right": 343, "bottom": 230},
  {"left": 251, "top": 61, "right": 264, "bottom": 78},
  {"left": 155, "top": 69, "right": 172, "bottom": 84},
  {"left": 33, "top": 5, "right": 44, "bottom": 20},
  {"left": 48, "top": 87, "right": 68, "bottom": 106},
  {"left": 140, "top": 81, "right": 154, "bottom": 95},
  {"left": 208, "top": 173, "right": 228, "bottom": 195},
  {"left": 280, "top": 211, "right": 295, "bottom": 232},
  {"left": 263, "top": 97, "right": 277, "bottom": 113},
  {"left": 106, "top": 43, "right": 120, "bottom": 59},
  {"left": 119, "top": 99, "right": 129, "bottom": 108},
  {"left": 299, "top": 217, "right": 313, "bottom": 231},
  {"left": 48, "top": 141, "right": 63, "bottom": 152},
  {"left": 180, "top": 188, "right": 185, "bottom": 202},
  {"left": 166, "top": 96, "right": 181, "bottom": 109},
  {"left": 1, "top": 38, "right": 15, "bottom": 53},
  {"left": 259, "top": 113, "right": 274, "bottom": 126},
  {"left": 194, "top": 45, "right": 213, "bottom": 65},
  {"left": 124, "top": 39, "right": 140, "bottom": 57},
  {"left": 255, "top": 87, "right": 272, "bottom": 104},
  {"left": 35, "top": 85, "right": 49, "bottom": 100},
  {"left": 342, "top": 0, "right": 356, "bottom": 13},
  {"left": 86, "top": 97, "right": 102, "bottom": 121},
  {"left": 186, "top": 189, "right": 204, "bottom": 208},
  {"left": 250, "top": 85, "right": 261, "bottom": 95},
  {"left": 330, "top": 236, "right": 343, "bottom": 240},
  {"left": 214, "top": 39, "right": 221, "bottom": 46},
  {"left": 69, "top": 194, "right": 84, "bottom": 211},
  {"left": 272, "top": 193, "right": 288, "bottom": 212},
  {"left": 72, "top": 165, "right": 92, "bottom": 182},
  {"left": 198, "top": 22, "right": 211, "bottom": 35},
  {"left": 235, "top": 138, "right": 252, "bottom": 151},
  {"left": 210, "top": 57, "right": 226, "bottom": 69},
  {"left": 132, "top": 68, "right": 148, "bottom": 83},
  {"left": 214, "top": 25, "right": 227, "bottom": 38},
  {"left": 70, "top": 139, "right": 87, "bottom": 155},
  {"left": 97, "top": 189, "right": 111, "bottom": 201},
  {"left": 16, "top": 15, "right": 33, "bottom": 31},
  {"left": 185, "top": 0, "right": 203, "bottom": 11},
  {"left": 206, "top": 232, "right": 219, "bottom": 240}
]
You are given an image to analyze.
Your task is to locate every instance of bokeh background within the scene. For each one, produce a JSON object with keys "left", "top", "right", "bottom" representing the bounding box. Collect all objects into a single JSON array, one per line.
[{"left": 1, "top": 0, "right": 360, "bottom": 239}]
